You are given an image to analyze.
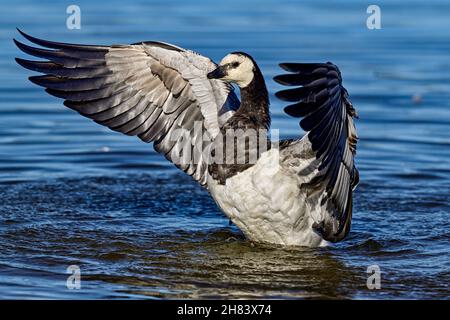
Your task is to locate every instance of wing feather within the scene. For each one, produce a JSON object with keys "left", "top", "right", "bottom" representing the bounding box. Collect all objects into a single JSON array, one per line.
[
  {"left": 14, "top": 29, "right": 240, "bottom": 186},
  {"left": 275, "top": 62, "right": 359, "bottom": 242}
]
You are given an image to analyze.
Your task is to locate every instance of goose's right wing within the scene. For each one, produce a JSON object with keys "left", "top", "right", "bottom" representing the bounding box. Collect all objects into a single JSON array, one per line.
[
  {"left": 14, "top": 29, "right": 239, "bottom": 186},
  {"left": 274, "top": 62, "right": 359, "bottom": 242}
]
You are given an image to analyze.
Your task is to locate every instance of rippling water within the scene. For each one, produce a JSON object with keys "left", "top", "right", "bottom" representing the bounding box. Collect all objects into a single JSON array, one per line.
[{"left": 0, "top": 0, "right": 449, "bottom": 299}]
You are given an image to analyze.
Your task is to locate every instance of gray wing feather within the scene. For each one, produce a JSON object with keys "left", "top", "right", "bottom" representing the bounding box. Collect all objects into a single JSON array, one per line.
[
  {"left": 274, "top": 62, "right": 359, "bottom": 242},
  {"left": 14, "top": 29, "right": 239, "bottom": 186}
]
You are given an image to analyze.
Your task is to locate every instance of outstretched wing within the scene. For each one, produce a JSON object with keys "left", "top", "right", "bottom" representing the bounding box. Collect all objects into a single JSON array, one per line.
[
  {"left": 274, "top": 62, "right": 359, "bottom": 242},
  {"left": 14, "top": 29, "right": 239, "bottom": 186}
]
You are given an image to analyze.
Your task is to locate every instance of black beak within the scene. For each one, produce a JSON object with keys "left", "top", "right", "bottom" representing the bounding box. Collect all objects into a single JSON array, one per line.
[{"left": 207, "top": 66, "right": 226, "bottom": 79}]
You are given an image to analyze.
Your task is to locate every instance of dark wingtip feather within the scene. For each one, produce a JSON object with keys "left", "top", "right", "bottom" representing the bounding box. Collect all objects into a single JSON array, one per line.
[
  {"left": 279, "top": 63, "right": 292, "bottom": 72},
  {"left": 283, "top": 102, "right": 316, "bottom": 118},
  {"left": 13, "top": 38, "right": 24, "bottom": 51},
  {"left": 15, "top": 29, "right": 52, "bottom": 48},
  {"left": 273, "top": 74, "right": 284, "bottom": 85},
  {"left": 14, "top": 38, "right": 50, "bottom": 58},
  {"left": 15, "top": 57, "right": 42, "bottom": 70},
  {"left": 14, "top": 57, "right": 30, "bottom": 69},
  {"left": 28, "top": 75, "right": 63, "bottom": 88},
  {"left": 14, "top": 38, "right": 59, "bottom": 62},
  {"left": 275, "top": 89, "right": 297, "bottom": 102},
  {"left": 16, "top": 28, "right": 28, "bottom": 39},
  {"left": 28, "top": 75, "right": 47, "bottom": 87},
  {"left": 15, "top": 57, "right": 62, "bottom": 74},
  {"left": 275, "top": 86, "right": 310, "bottom": 102},
  {"left": 16, "top": 28, "right": 108, "bottom": 51},
  {"left": 278, "top": 62, "right": 333, "bottom": 73},
  {"left": 274, "top": 73, "right": 325, "bottom": 86},
  {"left": 284, "top": 104, "right": 302, "bottom": 117},
  {"left": 45, "top": 88, "right": 68, "bottom": 99},
  {"left": 16, "top": 28, "right": 68, "bottom": 50},
  {"left": 273, "top": 74, "right": 292, "bottom": 86}
]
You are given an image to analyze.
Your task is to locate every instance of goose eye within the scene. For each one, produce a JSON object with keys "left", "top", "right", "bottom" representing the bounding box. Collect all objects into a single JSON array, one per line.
[{"left": 231, "top": 62, "right": 240, "bottom": 68}]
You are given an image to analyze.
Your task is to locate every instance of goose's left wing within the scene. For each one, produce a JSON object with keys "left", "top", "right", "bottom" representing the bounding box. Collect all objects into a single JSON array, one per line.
[{"left": 274, "top": 62, "right": 359, "bottom": 242}]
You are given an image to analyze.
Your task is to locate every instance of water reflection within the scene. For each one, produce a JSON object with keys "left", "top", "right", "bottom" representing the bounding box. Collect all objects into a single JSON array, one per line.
[{"left": 86, "top": 229, "right": 361, "bottom": 299}]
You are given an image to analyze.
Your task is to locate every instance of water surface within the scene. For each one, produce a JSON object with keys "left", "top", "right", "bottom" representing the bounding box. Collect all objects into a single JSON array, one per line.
[{"left": 0, "top": 0, "right": 449, "bottom": 299}]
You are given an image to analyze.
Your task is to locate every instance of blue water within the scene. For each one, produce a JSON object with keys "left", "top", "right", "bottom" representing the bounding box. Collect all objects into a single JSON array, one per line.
[{"left": 0, "top": 0, "right": 449, "bottom": 299}]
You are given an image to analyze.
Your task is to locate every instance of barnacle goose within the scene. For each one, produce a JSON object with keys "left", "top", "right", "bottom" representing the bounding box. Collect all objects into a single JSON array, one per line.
[{"left": 14, "top": 29, "right": 359, "bottom": 247}]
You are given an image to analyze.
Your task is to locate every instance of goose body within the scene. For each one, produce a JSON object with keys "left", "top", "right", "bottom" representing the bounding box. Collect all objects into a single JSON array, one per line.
[
  {"left": 14, "top": 30, "right": 359, "bottom": 247},
  {"left": 208, "top": 148, "right": 326, "bottom": 247}
]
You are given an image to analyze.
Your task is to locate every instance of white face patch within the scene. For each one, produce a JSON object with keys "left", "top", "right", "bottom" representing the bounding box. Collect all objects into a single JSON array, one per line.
[{"left": 219, "top": 53, "right": 255, "bottom": 88}]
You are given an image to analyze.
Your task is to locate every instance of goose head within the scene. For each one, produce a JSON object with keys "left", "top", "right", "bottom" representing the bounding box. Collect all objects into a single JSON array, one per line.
[{"left": 207, "top": 52, "right": 256, "bottom": 88}]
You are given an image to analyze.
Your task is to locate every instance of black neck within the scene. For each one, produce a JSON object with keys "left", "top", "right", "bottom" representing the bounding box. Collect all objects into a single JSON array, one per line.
[{"left": 238, "top": 67, "right": 271, "bottom": 129}]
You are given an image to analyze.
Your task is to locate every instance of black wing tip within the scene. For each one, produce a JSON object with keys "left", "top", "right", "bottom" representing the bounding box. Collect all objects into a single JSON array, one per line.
[
  {"left": 278, "top": 62, "right": 301, "bottom": 72},
  {"left": 274, "top": 90, "right": 284, "bottom": 100},
  {"left": 15, "top": 28, "right": 41, "bottom": 47},
  {"left": 15, "top": 27, "right": 108, "bottom": 51},
  {"left": 14, "top": 57, "right": 30, "bottom": 69},
  {"left": 278, "top": 62, "right": 339, "bottom": 73},
  {"left": 278, "top": 63, "right": 290, "bottom": 71},
  {"left": 16, "top": 27, "right": 27, "bottom": 38},
  {"left": 45, "top": 88, "right": 67, "bottom": 99},
  {"left": 28, "top": 75, "right": 47, "bottom": 87},
  {"left": 273, "top": 74, "right": 289, "bottom": 85},
  {"left": 13, "top": 38, "right": 23, "bottom": 49},
  {"left": 15, "top": 57, "right": 43, "bottom": 69},
  {"left": 13, "top": 38, "right": 43, "bottom": 56},
  {"left": 274, "top": 89, "right": 297, "bottom": 102},
  {"left": 283, "top": 103, "right": 314, "bottom": 118},
  {"left": 283, "top": 105, "right": 299, "bottom": 117},
  {"left": 15, "top": 28, "right": 58, "bottom": 49}
]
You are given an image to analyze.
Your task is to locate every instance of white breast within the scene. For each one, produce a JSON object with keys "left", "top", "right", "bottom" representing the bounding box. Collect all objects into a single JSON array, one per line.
[{"left": 207, "top": 149, "right": 327, "bottom": 247}]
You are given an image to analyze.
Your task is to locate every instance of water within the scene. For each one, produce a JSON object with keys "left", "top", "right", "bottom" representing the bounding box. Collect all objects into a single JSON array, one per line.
[{"left": 0, "top": 0, "right": 449, "bottom": 299}]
